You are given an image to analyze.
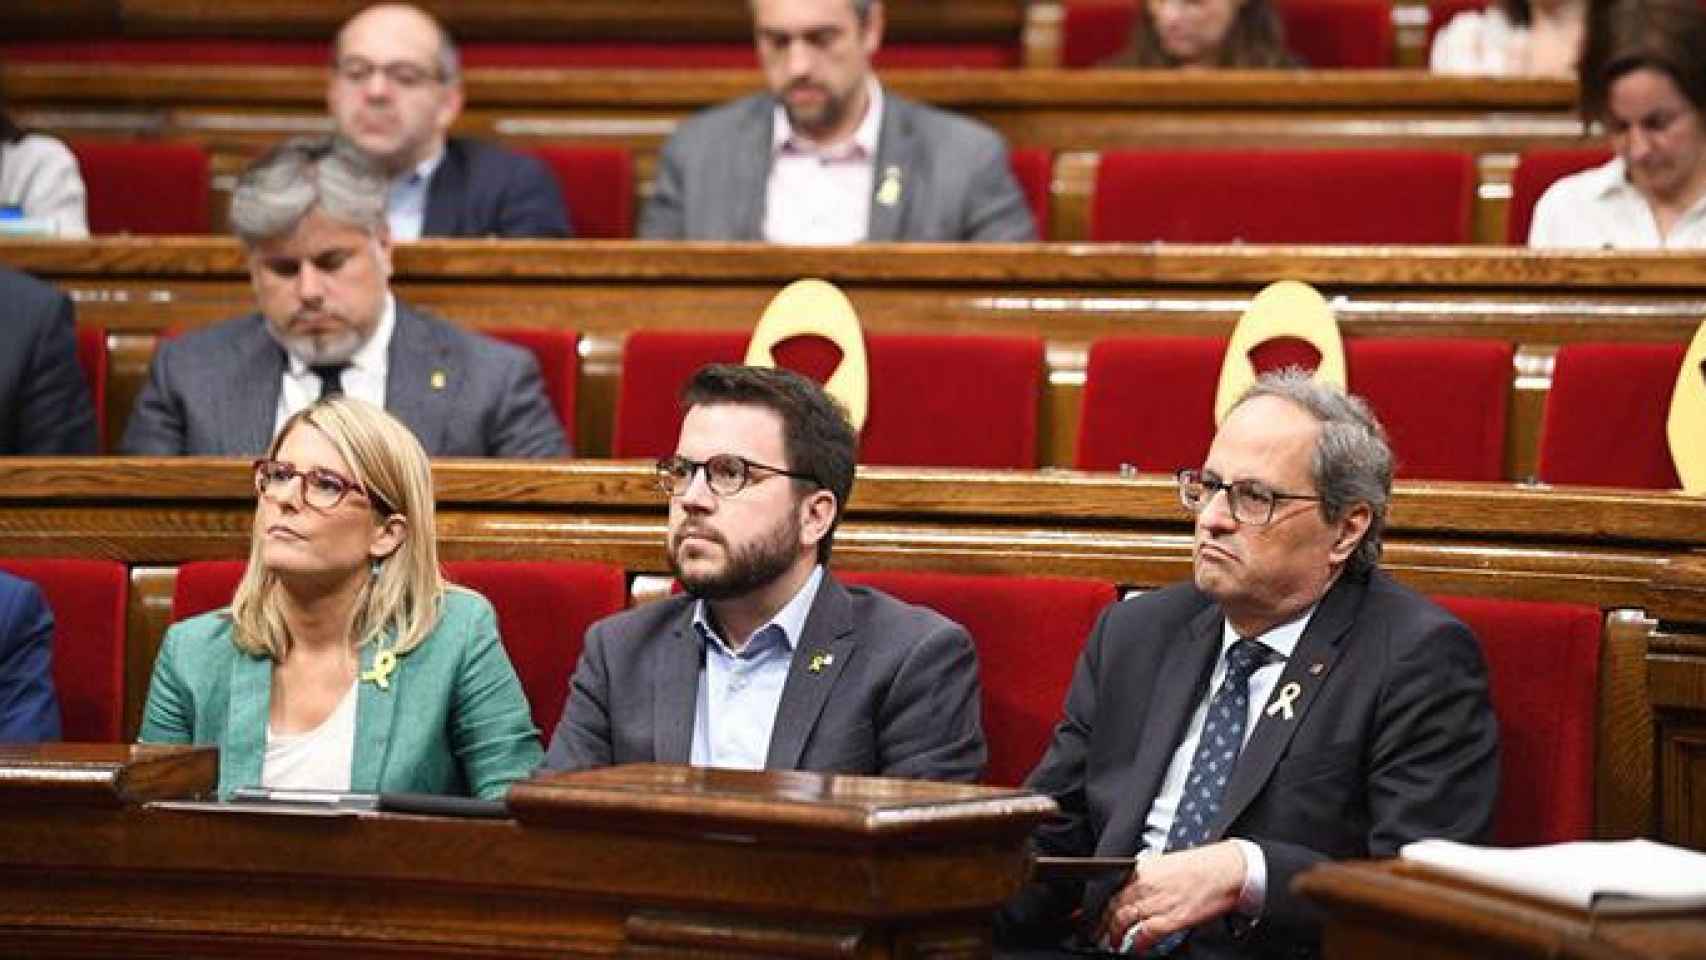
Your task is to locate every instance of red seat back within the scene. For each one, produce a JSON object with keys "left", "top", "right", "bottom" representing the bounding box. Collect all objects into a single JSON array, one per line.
[
  {"left": 1434, "top": 594, "right": 1600, "bottom": 844},
  {"left": 74, "top": 326, "right": 107, "bottom": 452},
  {"left": 1077, "top": 336, "right": 1226, "bottom": 473},
  {"left": 1538, "top": 342, "right": 1688, "bottom": 489},
  {"left": 172, "top": 559, "right": 628, "bottom": 736},
  {"left": 481, "top": 328, "right": 579, "bottom": 446},
  {"left": 1092, "top": 149, "right": 1476, "bottom": 244},
  {"left": 615, "top": 330, "right": 1046, "bottom": 468},
  {"left": 1010, "top": 147, "right": 1053, "bottom": 238},
  {"left": 0, "top": 558, "right": 127, "bottom": 742},
  {"left": 1060, "top": 0, "right": 1390, "bottom": 67},
  {"left": 1507, "top": 148, "right": 1614, "bottom": 244},
  {"left": 839, "top": 570, "right": 1117, "bottom": 787},
  {"left": 521, "top": 145, "right": 634, "bottom": 239},
  {"left": 69, "top": 140, "right": 211, "bottom": 234}
]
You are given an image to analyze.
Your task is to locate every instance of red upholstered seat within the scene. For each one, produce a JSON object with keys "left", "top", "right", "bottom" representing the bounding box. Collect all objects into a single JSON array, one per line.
[
  {"left": 1506, "top": 148, "right": 1614, "bottom": 244},
  {"left": 615, "top": 330, "right": 1046, "bottom": 468},
  {"left": 481, "top": 328, "right": 579, "bottom": 446},
  {"left": 171, "top": 559, "right": 628, "bottom": 736},
  {"left": 69, "top": 140, "right": 211, "bottom": 235},
  {"left": 1077, "top": 336, "right": 1512, "bottom": 480},
  {"left": 0, "top": 558, "right": 127, "bottom": 742},
  {"left": 1060, "top": 0, "right": 1391, "bottom": 66},
  {"left": 74, "top": 326, "right": 107, "bottom": 451},
  {"left": 1434, "top": 594, "right": 1600, "bottom": 844},
  {"left": 520, "top": 145, "right": 633, "bottom": 239},
  {"left": 1538, "top": 342, "right": 1688, "bottom": 489},
  {"left": 1092, "top": 149, "right": 1476, "bottom": 243},
  {"left": 838, "top": 570, "right": 1117, "bottom": 787},
  {"left": 1009, "top": 147, "right": 1054, "bottom": 238}
]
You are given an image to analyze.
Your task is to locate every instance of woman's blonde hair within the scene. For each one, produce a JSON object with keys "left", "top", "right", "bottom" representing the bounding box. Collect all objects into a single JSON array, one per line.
[{"left": 229, "top": 396, "right": 444, "bottom": 659}]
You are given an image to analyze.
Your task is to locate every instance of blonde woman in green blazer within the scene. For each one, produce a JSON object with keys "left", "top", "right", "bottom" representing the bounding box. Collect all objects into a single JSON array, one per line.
[{"left": 139, "top": 397, "right": 542, "bottom": 799}]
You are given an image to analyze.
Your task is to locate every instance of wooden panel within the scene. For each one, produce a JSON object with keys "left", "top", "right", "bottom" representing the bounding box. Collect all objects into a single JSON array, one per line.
[{"left": 1600, "top": 610, "right": 1657, "bottom": 839}]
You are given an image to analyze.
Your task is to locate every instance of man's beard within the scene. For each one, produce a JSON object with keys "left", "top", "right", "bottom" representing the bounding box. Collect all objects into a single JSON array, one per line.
[
  {"left": 266, "top": 317, "right": 366, "bottom": 365},
  {"left": 782, "top": 83, "right": 851, "bottom": 142},
  {"left": 670, "top": 510, "right": 801, "bottom": 601}
]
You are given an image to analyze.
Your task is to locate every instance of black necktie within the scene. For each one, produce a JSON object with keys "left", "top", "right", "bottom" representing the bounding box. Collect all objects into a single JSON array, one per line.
[{"left": 309, "top": 363, "right": 350, "bottom": 399}]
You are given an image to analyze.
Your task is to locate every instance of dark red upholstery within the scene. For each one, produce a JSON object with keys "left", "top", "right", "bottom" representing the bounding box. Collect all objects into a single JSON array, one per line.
[
  {"left": 0, "top": 558, "right": 127, "bottom": 742},
  {"left": 1060, "top": 0, "right": 1390, "bottom": 67},
  {"left": 1009, "top": 147, "right": 1054, "bottom": 238},
  {"left": 1506, "top": 148, "right": 1614, "bottom": 244},
  {"left": 69, "top": 140, "right": 211, "bottom": 235},
  {"left": 614, "top": 330, "right": 1046, "bottom": 468},
  {"left": 838, "top": 570, "right": 1117, "bottom": 787},
  {"left": 171, "top": 559, "right": 628, "bottom": 736},
  {"left": 521, "top": 145, "right": 633, "bottom": 239},
  {"left": 481, "top": 328, "right": 578, "bottom": 445},
  {"left": 1434, "top": 594, "right": 1600, "bottom": 844},
  {"left": 1077, "top": 336, "right": 1512, "bottom": 480},
  {"left": 1091, "top": 150, "right": 1476, "bottom": 244},
  {"left": 74, "top": 326, "right": 107, "bottom": 451},
  {"left": 1538, "top": 342, "right": 1688, "bottom": 489}
]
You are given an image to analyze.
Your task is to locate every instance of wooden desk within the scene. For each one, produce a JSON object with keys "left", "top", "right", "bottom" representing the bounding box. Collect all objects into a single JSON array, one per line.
[
  {"left": 1297, "top": 859, "right": 1706, "bottom": 959},
  {"left": 0, "top": 745, "right": 1054, "bottom": 959}
]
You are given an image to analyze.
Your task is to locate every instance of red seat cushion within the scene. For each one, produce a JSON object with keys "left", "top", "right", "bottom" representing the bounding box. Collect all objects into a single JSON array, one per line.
[
  {"left": 69, "top": 140, "right": 211, "bottom": 234},
  {"left": 839, "top": 570, "right": 1117, "bottom": 787},
  {"left": 1538, "top": 342, "right": 1688, "bottom": 489},
  {"left": 481, "top": 328, "right": 578, "bottom": 446},
  {"left": 1507, "top": 148, "right": 1614, "bottom": 244},
  {"left": 172, "top": 560, "right": 628, "bottom": 736},
  {"left": 74, "top": 326, "right": 107, "bottom": 451},
  {"left": 1434, "top": 595, "right": 1600, "bottom": 844},
  {"left": 521, "top": 145, "right": 633, "bottom": 239},
  {"left": 1009, "top": 147, "right": 1053, "bottom": 238},
  {"left": 615, "top": 330, "right": 1046, "bottom": 468},
  {"left": 1092, "top": 149, "right": 1476, "bottom": 244},
  {"left": 0, "top": 558, "right": 127, "bottom": 742}
]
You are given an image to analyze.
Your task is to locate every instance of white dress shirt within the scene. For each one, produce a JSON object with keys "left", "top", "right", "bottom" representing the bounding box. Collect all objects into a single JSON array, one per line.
[
  {"left": 386, "top": 150, "right": 445, "bottom": 241},
  {"left": 1138, "top": 606, "right": 1317, "bottom": 918},
  {"left": 273, "top": 292, "right": 397, "bottom": 434},
  {"left": 1529, "top": 155, "right": 1706, "bottom": 249},
  {"left": 762, "top": 78, "right": 884, "bottom": 245}
]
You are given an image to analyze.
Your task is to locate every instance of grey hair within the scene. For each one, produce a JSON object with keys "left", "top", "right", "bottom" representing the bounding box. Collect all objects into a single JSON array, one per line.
[
  {"left": 1233, "top": 367, "right": 1393, "bottom": 577},
  {"left": 229, "top": 136, "right": 388, "bottom": 246}
]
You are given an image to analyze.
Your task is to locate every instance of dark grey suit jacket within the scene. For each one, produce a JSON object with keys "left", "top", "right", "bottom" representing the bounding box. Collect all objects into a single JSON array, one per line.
[
  {"left": 0, "top": 266, "right": 98, "bottom": 455},
  {"left": 997, "top": 569, "right": 1500, "bottom": 960},
  {"left": 639, "top": 89, "right": 1035, "bottom": 242},
  {"left": 119, "top": 301, "right": 570, "bottom": 457},
  {"left": 422, "top": 137, "right": 571, "bottom": 239},
  {"left": 540, "top": 572, "right": 987, "bottom": 782}
]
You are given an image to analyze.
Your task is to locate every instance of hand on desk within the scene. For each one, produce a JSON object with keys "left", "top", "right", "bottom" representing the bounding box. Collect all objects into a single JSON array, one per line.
[{"left": 1095, "top": 840, "right": 1245, "bottom": 953}]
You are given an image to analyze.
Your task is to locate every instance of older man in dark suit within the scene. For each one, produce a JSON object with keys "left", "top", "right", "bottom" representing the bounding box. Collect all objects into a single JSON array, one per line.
[
  {"left": 639, "top": 0, "right": 1034, "bottom": 244},
  {"left": 120, "top": 137, "right": 568, "bottom": 458},
  {"left": 998, "top": 370, "right": 1499, "bottom": 959},
  {"left": 0, "top": 266, "right": 98, "bottom": 456},
  {"left": 541, "top": 364, "right": 986, "bottom": 781}
]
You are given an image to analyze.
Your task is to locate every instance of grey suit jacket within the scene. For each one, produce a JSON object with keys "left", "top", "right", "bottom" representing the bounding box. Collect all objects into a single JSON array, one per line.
[
  {"left": 119, "top": 301, "right": 570, "bottom": 457},
  {"left": 540, "top": 572, "right": 987, "bottom": 782},
  {"left": 996, "top": 569, "right": 1499, "bottom": 960},
  {"left": 639, "top": 89, "right": 1035, "bottom": 242}
]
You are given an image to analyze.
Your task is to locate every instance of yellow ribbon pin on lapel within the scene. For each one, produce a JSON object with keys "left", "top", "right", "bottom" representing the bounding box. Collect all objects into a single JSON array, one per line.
[{"left": 362, "top": 650, "right": 398, "bottom": 690}]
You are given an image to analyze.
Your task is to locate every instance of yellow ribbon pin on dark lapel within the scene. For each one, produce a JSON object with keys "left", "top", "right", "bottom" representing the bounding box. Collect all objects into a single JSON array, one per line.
[{"left": 808, "top": 651, "right": 835, "bottom": 674}]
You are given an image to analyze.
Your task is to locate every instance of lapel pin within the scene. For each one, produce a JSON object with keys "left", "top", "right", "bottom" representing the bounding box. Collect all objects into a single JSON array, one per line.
[
  {"left": 1308, "top": 661, "right": 1325, "bottom": 676},
  {"left": 430, "top": 369, "right": 447, "bottom": 391},
  {"left": 876, "top": 165, "right": 902, "bottom": 208},
  {"left": 1266, "top": 681, "right": 1302, "bottom": 720},
  {"left": 807, "top": 651, "right": 835, "bottom": 673},
  {"left": 362, "top": 650, "right": 398, "bottom": 691}
]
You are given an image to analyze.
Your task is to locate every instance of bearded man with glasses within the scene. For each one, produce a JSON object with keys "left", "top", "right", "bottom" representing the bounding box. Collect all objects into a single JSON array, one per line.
[
  {"left": 997, "top": 369, "right": 1498, "bottom": 960},
  {"left": 541, "top": 363, "right": 986, "bottom": 782}
]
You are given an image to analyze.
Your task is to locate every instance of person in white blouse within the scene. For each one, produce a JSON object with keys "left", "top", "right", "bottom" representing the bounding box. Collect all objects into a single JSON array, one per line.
[
  {"left": 1528, "top": 0, "right": 1706, "bottom": 248},
  {"left": 0, "top": 107, "right": 88, "bottom": 238},
  {"left": 1430, "top": 0, "right": 1600, "bottom": 77}
]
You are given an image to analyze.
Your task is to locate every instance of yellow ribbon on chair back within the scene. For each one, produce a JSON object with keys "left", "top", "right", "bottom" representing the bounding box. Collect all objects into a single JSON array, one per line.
[
  {"left": 744, "top": 279, "right": 870, "bottom": 432},
  {"left": 1668, "top": 318, "right": 1706, "bottom": 494},
  {"left": 1214, "top": 280, "right": 1347, "bottom": 425}
]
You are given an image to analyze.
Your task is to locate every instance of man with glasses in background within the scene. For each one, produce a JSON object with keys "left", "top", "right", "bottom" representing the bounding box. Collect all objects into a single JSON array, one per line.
[
  {"left": 540, "top": 363, "right": 986, "bottom": 782},
  {"left": 997, "top": 369, "right": 1499, "bottom": 959},
  {"left": 328, "top": 3, "right": 569, "bottom": 239},
  {"left": 121, "top": 136, "right": 568, "bottom": 458}
]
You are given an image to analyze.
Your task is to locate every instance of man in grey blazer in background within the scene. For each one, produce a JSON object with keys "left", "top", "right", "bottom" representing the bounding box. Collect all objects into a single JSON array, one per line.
[
  {"left": 120, "top": 136, "right": 569, "bottom": 458},
  {"left": 639, "top": 0, "right": 1036, "bottom": 244},
  {"left": 541, "top": 364, "right": 986, "bottom": 782}
]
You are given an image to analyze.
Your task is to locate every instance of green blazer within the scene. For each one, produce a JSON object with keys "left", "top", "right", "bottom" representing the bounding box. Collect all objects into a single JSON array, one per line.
[{"left": 138, "top": 589, "right": 543, "bottom": 800}]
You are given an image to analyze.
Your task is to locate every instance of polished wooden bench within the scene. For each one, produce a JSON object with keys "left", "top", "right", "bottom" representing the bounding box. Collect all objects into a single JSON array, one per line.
[
  {"left": 1, "top": 458, "right": 1703, "bottom": 847},
  {"left": 6, "top": 239, "right": 1702, "bottom": 477},
  {"left": 1, "top": 66, "right": 1584, "bottom": 242}
]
